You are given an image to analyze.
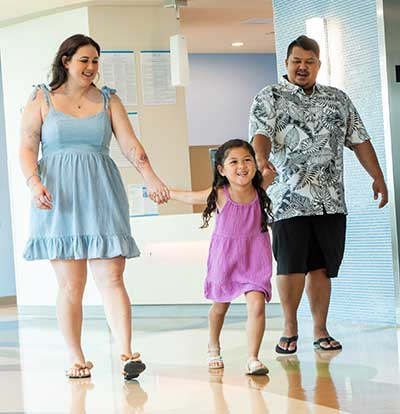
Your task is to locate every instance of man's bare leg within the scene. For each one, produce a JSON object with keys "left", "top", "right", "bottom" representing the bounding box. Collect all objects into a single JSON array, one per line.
[
  {"left": 306, "top": 268, "right": 341, "bottom": 349},
  {"left": 276, "top": 273, "right": 305, "bottom": 351}
]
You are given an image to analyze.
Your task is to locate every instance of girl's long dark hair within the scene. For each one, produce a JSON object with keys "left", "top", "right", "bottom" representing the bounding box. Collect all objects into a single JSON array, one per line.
[
  {"left": 202, "top": 139, "right": 273, "bottom": 232},
  {"left": 49, "top": 34, "right": 101, "bottom": 91}
]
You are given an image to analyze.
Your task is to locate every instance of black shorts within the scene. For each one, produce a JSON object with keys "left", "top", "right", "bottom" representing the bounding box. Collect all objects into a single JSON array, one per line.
[{"left": 271, "top": 214, "right": 346, "bottom": 278}]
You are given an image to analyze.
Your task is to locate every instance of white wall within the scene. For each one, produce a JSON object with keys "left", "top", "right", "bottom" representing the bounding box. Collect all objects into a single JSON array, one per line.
[
  {"left": 0, "top": 7, "right": 93, "bottom": 306},
  {"left": 0, "top": 54, "right": 16, "bottom": 298}
]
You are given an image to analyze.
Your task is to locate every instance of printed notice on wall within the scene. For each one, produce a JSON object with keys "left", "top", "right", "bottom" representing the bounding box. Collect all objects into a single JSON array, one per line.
[
  {"left": 100, "top": 51, "right": 138, "bottom": 106},
  {"left": 140, "top": 51, "right": 176, "bottom": 105},
  {"left": 110, "top": 112, "right": 141, "bottom": 168},
  {"left": 128, "top": 184, "right": 159, "bottom": 217}
]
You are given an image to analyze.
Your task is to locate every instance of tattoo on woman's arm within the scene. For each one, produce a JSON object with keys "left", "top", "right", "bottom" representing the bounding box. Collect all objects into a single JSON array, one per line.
[
  {"left": 126, "top": 146, "right": 149, "bottom": 172},
  {"left": 21, "top": 128, "right": 41, "bottom": 151}
]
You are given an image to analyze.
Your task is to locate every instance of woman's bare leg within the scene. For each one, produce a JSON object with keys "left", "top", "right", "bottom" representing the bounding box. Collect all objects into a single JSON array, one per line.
[
  {"left": 89, "top": 256, "right": 133, "bottom": 357},
  {"left": 51, "top": 259, "right": 89, "bottom": 377}
]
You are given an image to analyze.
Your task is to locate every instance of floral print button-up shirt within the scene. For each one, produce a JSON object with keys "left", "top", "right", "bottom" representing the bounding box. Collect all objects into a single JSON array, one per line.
[{"left": 249, "top": 76, "right": 370, "bottom": 221}]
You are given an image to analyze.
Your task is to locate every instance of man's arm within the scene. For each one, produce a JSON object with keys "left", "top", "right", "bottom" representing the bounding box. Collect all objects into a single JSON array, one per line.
[
  {"left": 352, "top": 140, "right": 388, "bottom": 208},
  {"left": 253, "top": 134, "right": 275, "bottom": 173}
]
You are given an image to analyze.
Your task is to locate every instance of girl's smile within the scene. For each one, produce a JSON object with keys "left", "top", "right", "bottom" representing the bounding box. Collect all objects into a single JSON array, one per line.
[{"left": 218, "top": 147, "right": 257, "bottom": 186}]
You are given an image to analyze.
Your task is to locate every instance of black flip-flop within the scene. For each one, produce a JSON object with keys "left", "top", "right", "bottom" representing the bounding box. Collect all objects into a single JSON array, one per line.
[
  {"left": 123, "top": 360, "right": 146, "bottom": 381},
  {"left": 275, "top": 335, "right": 298, "bottom": 354},
  {"left": 67, "top": 373, "right": 91, "bottom": 379},
  {"left": 313, "top": 336, "right": 342, "bottom": 351}
]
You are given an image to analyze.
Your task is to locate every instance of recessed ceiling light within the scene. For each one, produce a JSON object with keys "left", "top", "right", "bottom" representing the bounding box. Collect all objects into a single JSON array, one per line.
[{"left": 232, "top": 42, "right": 244, "bottom": 47}]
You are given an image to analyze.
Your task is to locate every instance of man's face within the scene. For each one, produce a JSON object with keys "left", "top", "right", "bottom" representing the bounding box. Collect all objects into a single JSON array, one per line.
[{"left": 285, "top": 46, "right": 321, "bottom": 90}]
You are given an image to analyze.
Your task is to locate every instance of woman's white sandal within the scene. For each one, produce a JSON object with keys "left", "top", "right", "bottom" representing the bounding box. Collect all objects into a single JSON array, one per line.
[
  {"left": 207, "top": 348, "right": 224, "bottom": 369},
  {"left": 246, "top": 359, "right": 269, "bottom": 376}
]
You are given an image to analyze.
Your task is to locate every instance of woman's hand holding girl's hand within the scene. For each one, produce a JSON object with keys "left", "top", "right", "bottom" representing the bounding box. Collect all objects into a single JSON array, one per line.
[
  {"left": 147, "top": 176, "right": 170, "bottom": 204},
  {"left": 29, "top": 179, "right": 53, "bottom": 209}
]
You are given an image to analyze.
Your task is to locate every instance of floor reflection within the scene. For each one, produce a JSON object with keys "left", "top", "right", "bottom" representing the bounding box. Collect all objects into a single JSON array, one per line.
[
  {"left": 69, "top": 379, "right": 94, "bottom": 414},
  {"left": 208, "top": 369, "right": 270, "bottom": 414},
  {"left": 1, "top": 305, "right": 400, "bottom": 414},
  {"left": 122, "top": 381, "right": 148, "bottom": 414},
  {"left": 276, "top": 351, "right": 341, "bottom": 413}
]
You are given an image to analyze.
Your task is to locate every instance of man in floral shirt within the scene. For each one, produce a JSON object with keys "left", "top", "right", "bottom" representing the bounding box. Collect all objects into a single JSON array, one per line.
[{"left": 249, "top": 35, "right": 388, "bottom": 354}]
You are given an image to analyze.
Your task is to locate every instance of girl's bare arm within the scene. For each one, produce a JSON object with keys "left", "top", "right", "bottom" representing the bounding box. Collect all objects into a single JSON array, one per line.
[{"left": 170, "top": 188, "right": 211, "bottom": 205}]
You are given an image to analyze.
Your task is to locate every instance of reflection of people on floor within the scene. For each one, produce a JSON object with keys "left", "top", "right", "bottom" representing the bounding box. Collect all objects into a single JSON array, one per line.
[
  {"left": 122, "top": 380, "right": 148, "bottom": 414},
  {"left": 277, "top": 355, "right": 309, "bottom": 414},
  {"left": 246, "top": 375, "right": 270, "bottom": 413},
  {"left": 277, "top": 351, "right": 340, "bottom": 412},
  {"left": 277, "top": 355, "right": 307, "bottom": 400},
  {"left": 208, "top": 370, "right": 229, "bottom": 414},
  {"left": 313, "top": 351, "right": 340, "bottom": 409},
  {"left": 68, "top": 379, "right": 94, "bottom": 414},
  {"left": 208, "top": 370, "right": 271, "bottom": 414},
  {"left": 68, "top": 379, "right": 147, "bottom": 414}
]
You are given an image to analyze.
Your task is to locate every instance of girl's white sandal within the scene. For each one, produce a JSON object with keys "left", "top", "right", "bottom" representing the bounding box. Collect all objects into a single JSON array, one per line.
[
  {"left": 207, "top": 348, "right": 224, "bottom": 369},
  {"left": 246, "top": 359, "right": 269, "bottom": 376}
]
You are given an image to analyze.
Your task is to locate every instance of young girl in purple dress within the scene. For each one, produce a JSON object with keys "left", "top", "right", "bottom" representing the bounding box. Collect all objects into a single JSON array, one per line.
[{"left": 170, "top": 139, "right": 275, "bottom": 375}]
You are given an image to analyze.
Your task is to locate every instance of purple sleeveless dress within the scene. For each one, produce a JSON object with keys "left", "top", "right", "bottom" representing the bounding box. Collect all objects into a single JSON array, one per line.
[{"left": 204, "top": 186, "right": 272, "bottom": 302}]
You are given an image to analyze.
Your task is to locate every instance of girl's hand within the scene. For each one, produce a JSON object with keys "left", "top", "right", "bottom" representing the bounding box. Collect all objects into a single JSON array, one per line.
[
  {"left": 30, "top": 181, "right": 53, "bottom": 209},
  {"left": 147, "top": 177, "right": 170, "bottom": 204}
]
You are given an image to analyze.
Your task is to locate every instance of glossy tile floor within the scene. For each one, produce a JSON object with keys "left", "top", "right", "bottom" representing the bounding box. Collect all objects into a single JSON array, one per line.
[{"left": 1, "top": 305, "right": 400, "bottom": 413}]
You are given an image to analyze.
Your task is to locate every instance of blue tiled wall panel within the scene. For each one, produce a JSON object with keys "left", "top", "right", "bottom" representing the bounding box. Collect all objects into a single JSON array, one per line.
[{"left": 272, "top": 0, "right": 395, "bottom": 324}]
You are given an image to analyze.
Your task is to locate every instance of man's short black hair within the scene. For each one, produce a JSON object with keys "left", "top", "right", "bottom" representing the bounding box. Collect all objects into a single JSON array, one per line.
[{"left": 286, "top": 35, "right": 320, "bottom": 59}]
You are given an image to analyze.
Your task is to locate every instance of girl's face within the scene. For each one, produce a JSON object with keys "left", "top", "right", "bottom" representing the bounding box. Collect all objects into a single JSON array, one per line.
[
  {"left": 63, "top": 45, "right": 99, "bottom": 87},
  {"left": 217, "top": 146, "right": 257, "bottom": 187}
]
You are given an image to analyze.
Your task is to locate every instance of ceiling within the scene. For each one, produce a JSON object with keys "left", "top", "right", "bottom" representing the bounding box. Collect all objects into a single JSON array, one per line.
[
  {"left": 0, "top": 0, "right": 275, "bottom": 53},
  {"left": 181, "top": 1, "right": 275, "bottom": 53}
]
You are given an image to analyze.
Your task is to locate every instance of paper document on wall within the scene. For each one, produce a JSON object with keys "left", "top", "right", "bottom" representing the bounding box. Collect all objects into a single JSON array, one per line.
[
  {"left": 140, "top": 51, "right": 176, "bottom": 105},
  {"left": 100, "top": 51, "right": 138, "bottom": 106},
  {"left": 110, "top": 112, "right": 141, "bottom": 168},
  {"left": 128, "top": 184, "right": 159, "bottom": 217}
]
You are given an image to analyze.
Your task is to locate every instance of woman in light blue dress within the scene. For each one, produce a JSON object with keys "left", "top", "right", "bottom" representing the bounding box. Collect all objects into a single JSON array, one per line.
[{"left": 19, "top": 34, "right": 169, "bottom": 380}]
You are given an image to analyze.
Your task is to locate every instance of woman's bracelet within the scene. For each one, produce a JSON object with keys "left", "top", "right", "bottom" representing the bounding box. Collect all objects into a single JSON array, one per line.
[{"left": 26, "top": 173, "right": 40, "bottom": 187}]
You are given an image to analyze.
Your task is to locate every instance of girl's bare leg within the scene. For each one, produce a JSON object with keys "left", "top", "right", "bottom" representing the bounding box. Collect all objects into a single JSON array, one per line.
[
  {"left": 208, "top": 302, "right": 230, "bottom": 367},
  {"left": 245, "top": 291, "right": 266, "bottom": 362}
]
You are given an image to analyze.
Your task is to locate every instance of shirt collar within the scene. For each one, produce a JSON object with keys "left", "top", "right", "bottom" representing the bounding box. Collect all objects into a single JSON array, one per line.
[{"left": 280, "top": 75, "right": 322, "bottom": 95}]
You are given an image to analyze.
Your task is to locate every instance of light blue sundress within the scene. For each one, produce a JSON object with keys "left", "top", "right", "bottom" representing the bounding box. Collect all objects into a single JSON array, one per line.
[{"left": 23, "top": 84, "right": 140, "bottom": 261}]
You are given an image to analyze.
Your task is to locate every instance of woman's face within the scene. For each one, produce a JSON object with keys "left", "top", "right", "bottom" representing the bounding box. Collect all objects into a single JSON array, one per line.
[{"left": 63, "top": 45, "right": 99, "bottom": 86}]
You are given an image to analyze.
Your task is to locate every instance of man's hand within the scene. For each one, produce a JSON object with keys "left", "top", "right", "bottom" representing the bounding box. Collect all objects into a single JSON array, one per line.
[
  {"left": 257, "top": 157, "right": 276, "bottom": 174},
  {"left": 257, "top": 157, "right": 276, "bottom": 190},
  {"left": 372, "top": 176, "right": 388, "bottom": 208},
  {"left": 262, "top": 168, "right": 276, "bottom": 188},
  {"left": 352, "top": 141, "right": 388, "bottom": 209}
]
